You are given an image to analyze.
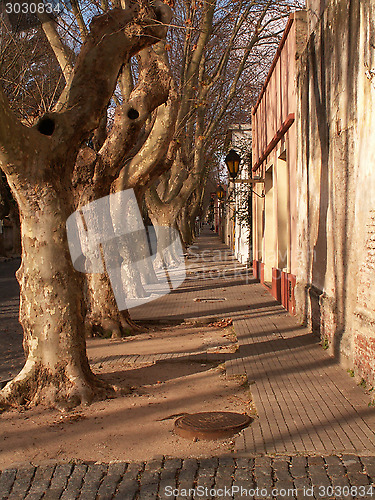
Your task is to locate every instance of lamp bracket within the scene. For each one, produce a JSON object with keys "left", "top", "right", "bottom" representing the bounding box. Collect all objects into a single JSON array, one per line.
[{"left": 233, "top": 179, "right": 263, "bottom": 184}]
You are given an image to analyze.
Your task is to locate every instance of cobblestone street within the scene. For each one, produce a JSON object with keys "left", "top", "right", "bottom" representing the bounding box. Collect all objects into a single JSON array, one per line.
[
  {"left": 1, "top": 229, "right": 375, "bottom": 499},
  {"left": 1, "top": 456, "right": 375, "bottom": 499}
]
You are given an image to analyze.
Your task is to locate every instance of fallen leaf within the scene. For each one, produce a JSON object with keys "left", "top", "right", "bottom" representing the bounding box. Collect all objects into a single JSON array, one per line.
[{"left": 208, "top": 318, "right": 233, "bottom": 328}]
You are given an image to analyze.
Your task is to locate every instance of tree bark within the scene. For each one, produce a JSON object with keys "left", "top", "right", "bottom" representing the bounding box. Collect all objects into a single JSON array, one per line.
[
  {"left": 178, "top": 206, "right": 194, "bottom": 247},
  {"left": 80, "top": 43, "right": 176, "bottom": 336},
  {"left": 148, "top": 215, "right": 182, "bottom": 268},
  {"left": 145, "top": 184, "right": 185, "bottom": 267}
]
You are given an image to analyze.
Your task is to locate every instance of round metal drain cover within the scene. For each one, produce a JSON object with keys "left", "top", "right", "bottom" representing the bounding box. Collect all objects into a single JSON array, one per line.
[{"left": 174, "top": 412, "right": 253, "bottom": 440}]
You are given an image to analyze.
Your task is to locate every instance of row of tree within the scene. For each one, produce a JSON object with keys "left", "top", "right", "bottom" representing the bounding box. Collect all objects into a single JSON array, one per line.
[{"left": 0, "top": 0, "right": 303, "bottom": 408}]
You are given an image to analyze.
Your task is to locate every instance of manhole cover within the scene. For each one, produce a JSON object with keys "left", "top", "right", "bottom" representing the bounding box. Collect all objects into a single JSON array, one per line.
[
  {"left": 194, "top": 298, "right": 227, "bottom": 303},
  {"left": 174, "top": 412, "right": 253, "bottom": 440}
]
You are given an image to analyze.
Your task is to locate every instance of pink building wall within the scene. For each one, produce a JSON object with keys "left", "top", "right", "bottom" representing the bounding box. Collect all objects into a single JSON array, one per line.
[
  {"left": 252, "top": 16, "right": 297, "bottom": 170},
  {"left": 251, "top": 11, "right": 307, "bottom": 313}
]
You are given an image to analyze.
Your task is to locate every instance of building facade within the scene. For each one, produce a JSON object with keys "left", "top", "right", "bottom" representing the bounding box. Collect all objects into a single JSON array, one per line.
[
  {"left": 224, "top": 124, "right": 252, "bottom": 266},
  {"left": 252, "top": 0, "right": 375, "bottom": 388},
  {"left": 252, "top": 11, "right": 308, "bottom": 314},
  {"left": 295, "top": 0, "right": 375, "bottom": 384}
]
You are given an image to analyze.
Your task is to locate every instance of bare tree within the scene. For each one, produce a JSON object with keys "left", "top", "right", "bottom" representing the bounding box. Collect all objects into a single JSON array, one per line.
[
  {"left": 145, "top": 0, "right": 304, "bottom": 248},
  {"left": 0, "top": 0, "right": 173, "bottom": 408}
]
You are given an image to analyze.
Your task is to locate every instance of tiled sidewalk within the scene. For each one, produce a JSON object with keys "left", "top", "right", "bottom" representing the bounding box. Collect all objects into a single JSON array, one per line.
[{"left": 131, "top": 227, "right": 375, "bottom": 456}]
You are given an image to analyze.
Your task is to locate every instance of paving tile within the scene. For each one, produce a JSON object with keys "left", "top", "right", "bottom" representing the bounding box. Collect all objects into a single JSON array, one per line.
[
  {"left": 130, "top": 230, "right": 375, "bottom": 456},
  {"left": 60, "top": 464, "right": 88, "bottom": 500},
  {"left": 24, "top": 465, "right": 55, "bottom": 500},
  {"left": 3, "top": 454, "right": 375, "bottom": 499},
  {"left": 8, "top": 466, "right": 35, "bottom": 500},
  {"left": 95, "top": 463, "right": 126, "bottom": 500},
  {"left": 43, "top": 464, "right": 73, "bottom": 500},
  {"left": 113, "top": 462, "right": 143, "bottom": 500},
  {"left": 0, "top": 469, "right": 17, "bottom": 499}
]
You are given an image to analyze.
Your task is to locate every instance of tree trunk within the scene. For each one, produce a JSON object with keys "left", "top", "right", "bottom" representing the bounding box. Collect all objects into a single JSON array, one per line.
[
  {"left": 0, "top": 189, "right": 108, "bottom": 408},
  {"left": 82, "top": 189, "right": 161, "bottom": 334},
  {"left": 84, "top": 272, "right": 139, "bottom": 339},
  {"left": 147, "top": 206, "right": 182, "bottom": 268},
  {"left": 155, "top": 223, "right": 183, "bottom": 267},
  {"left": 178, "top": 207, "right": 194, "bottom": 247},
  {"left": 84, "top": 230, "right": 161, "bottom": 337},
  {"left": 79, "top": 190, "right": 148, "bottom": 338}
]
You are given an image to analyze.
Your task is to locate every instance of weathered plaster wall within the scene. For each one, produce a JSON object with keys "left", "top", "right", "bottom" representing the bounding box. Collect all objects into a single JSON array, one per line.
[
  {"left": 296, "top": 0, "right": 375, "bottom": 385},
  {"left": 306, "top": 0, "right": 328, "bottom": 33}
]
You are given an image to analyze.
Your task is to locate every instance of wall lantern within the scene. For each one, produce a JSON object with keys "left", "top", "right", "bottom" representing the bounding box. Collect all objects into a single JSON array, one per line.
[
  {"left": 225, "top": 148, "right": 265, "bottom": 199},
  {"left": 217, "top": 185, "right": 225, "bottom": 200},
  {"left": 225, "top": 149, "right": 241, "bottom": 180}
]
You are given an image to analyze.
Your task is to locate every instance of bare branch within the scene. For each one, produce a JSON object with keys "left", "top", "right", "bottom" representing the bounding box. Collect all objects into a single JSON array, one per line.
[
  {"left": 177, "top": 0, "right": 217, "bottom": 131},
  {"left": 162, "top": 150, "right": 188, "bottom": 203},
  {"left": 38, "top": 13, "right": 74, "bottom": 82},
  {"left": 70, "top": 0, "right": 88, "bottom": 40},
  {"left": 116, "top": 76, "right": 179, "bottom": 189},
  {"left": 204, "top": 1, "right": 272, "bottom": 140},
  {"left": 40, "top": 3, "right": 171, "bottom": 158},
  {"left": 206, "top": 0, "right": 256, "bottom": 91},
  {"left": 97, "top": 41, "right": 173, "bottom": 179}
]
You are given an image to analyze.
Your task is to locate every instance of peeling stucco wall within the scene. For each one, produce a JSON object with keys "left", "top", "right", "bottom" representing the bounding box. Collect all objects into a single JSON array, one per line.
[
  {"left": 306, "top": 0, "right": 328, "bottom": 33},
  {"left": 296, "top": 0, "right": 375, "bottom": 385}
]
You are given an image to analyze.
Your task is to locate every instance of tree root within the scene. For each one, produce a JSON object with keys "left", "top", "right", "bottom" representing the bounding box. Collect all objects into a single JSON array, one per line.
[
  {"left": 0, "top": 359, "right": 116, "bottom": 410},
  {"left": 85, "top": 311, "right": 142, "bottom": 339}
]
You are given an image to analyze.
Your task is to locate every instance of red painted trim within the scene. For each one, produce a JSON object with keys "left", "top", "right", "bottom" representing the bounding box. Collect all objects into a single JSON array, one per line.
[
  {"left": 272, "top": 268, "right": 282, "bottom": 303},
  {"left": 252, "top": 114, "right": 295, "bottom": 172},
  {"left": 260, "top": 263, "right": 265, "bottom": 285},
  {"left": 281, "top": 271, "right": 288, "bottom": 309},
  {"left": 253, "top": 259, "right": 260, "bottom": 280},
  {"left": 252, "top": 15, "right": 295, "bottom": 116}
]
